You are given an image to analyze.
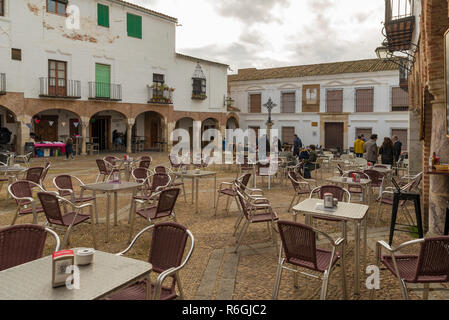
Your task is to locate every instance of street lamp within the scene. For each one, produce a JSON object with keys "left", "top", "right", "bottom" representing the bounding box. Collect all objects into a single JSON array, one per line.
[{"left": 375, "top": 46, "right": 391, "bottom": 60}]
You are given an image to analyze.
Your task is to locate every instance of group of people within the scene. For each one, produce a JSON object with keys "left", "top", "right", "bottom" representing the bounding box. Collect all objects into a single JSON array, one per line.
[{"left": 354, "top": 134, "right": 403, "bottom": 165}]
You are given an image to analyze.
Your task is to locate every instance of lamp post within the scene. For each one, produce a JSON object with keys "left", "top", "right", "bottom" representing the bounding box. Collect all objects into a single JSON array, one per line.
[{"left": 263, "top": 97, "right": 277, "bottom": 140}]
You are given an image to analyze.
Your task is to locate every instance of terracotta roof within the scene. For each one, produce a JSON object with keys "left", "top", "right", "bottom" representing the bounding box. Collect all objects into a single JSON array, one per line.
[
  {"left": 176, "top": 53, "right": 229, "bottom": 67},
  {"left": 228, "top": 58, "right": 399, "bottom": 82},
  {"left": 110, "top": 0, "right": 178, "bottom": 23}
]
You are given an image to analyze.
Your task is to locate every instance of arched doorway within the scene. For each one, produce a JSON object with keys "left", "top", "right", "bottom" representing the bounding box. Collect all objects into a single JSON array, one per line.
[
  {"left": 134, "top": 111, "right": 164, "bottom": 150},
  {"left": 0, "top": 105, "right": 17, "bottom": 152},
  {"left": 90, "top": 110, "right": 127, "bottom": 151},
  {"left": 226, "top": 116, "right": 239, "bottom": 130},
  {"left": 32, "top": 109, "right": 81, "bottom": 143},
  {"left": 201, "top": 118, "right": 219, "bottom": 148},
  {"left": 175, "top": 117, "right": 194, "bottom": 149}
]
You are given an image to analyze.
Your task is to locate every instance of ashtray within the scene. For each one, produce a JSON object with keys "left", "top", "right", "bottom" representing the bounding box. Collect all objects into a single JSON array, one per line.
[{"left": 75, "top": 248, "right": 95, "bottom": 266}]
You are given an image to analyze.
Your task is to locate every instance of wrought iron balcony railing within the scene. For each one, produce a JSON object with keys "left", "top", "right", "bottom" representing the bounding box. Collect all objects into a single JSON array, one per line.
[
  {"left": 88, "top": 82, "right": 122, "bottom": 101},
  {"left": 383, "top": 0, "right": 415, "bottom": 51},
  {"left": 39, "top": 77, "right": 81, "bottom": 99},
  {"left": 0, "top": 73, "right": 5, "bottom": 95},
  {"left": 147, "top": 83, "right": 174, "bottom": 104}
]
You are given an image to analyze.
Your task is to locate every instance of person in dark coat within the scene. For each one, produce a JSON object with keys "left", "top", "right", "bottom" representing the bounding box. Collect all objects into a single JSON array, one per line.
[
  {"left": 393, "top": 135, "right": 403, "bottom": 163},
  {"left": 379, "top": 137, "right": 394, "bottom": 165},
  {"left": 293, "top": 134, "right": 302, "bottom": 158}
]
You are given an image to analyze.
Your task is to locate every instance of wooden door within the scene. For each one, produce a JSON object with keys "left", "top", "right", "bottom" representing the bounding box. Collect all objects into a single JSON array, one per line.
[
  {"left": 35, "top": 115, "right": 58, "bottom": 142},
  {"left": 95, "top": 64, "right": 111, "bottom": 98},
  {"left": 49, "top": 60, "right": 66, "bottom": 97},
  {"left": 91, "top": 117, "right": 110, "bottom": 150},
  {"left": 325, "top": 122, "right": 344, "bottom": 150},
  {"left": 144, "top": 113, "right": 160, "bottom": 149}
]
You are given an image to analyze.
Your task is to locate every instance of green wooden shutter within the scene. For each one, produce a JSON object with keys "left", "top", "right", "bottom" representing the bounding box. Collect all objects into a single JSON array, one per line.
[
  {"left": 97, "top": 4, "right": 109, "bottom": 28},
  {"left": 95, "top": 64, "right": 111, "bottom": 98},
  {"left": 127, "top": 13, "right": 142, "bottom": 39}
]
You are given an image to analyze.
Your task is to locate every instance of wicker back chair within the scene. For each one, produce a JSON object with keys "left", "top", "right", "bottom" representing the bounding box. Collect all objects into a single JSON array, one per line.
[
  {"left": 53, "top": 175, "right": 98, "bottom": 224},
  {"left": 364, "top": 169, "right": 385, "bottom": 188},
  {"left": 287, "top": 171, "right": 315, "bottom": 212},
  {"left": 139, "top": 160, "right": 152, "bottom": 169},
  {"left": 23, "top": 166, "right": 44, "bottom": 186},
  {"left": 104, "top": 156, "right": 118, "bottom": 166},
  {"left": 0, "top": 225, "right": 60, "bottom": 271},
  {"left": 95, "top": 159, "right": 114, "bottom": 182},
  {"left": 8, "top": 180, "right": 46, "bottom": 225},
  {"left": 372, "top": 237, "right": 449, "bottom": 300},
  {"left": 153, "top": 166, "right": 170, "bottom": 174},
  {"left": 215, "top": 174, "right": 251, "bottom": 217},
  {"left": 273, "top": 220, "right": 346, "bottom": 300},
  {"left": 234, "top": 189, "right": 278, "bottom": 253},
  {"left": 128, "top": 188, "right": 180, "bottom": 243},
  {"left": 40, "top": 162, "right": 51, "bottom": 186},
  {"left": 110, "top": 222, "right": 194, "bottom": 300},
  {"left": 38, "top": 192, "right": 96, "bottom": 249}
]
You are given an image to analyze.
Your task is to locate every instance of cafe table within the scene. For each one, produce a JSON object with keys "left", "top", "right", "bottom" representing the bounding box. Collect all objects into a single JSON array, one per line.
[
  {"left": 292, "top": 198, "right": 369, "bottom": 295},
  {"left": 81, "top": 181, "right": 142, "bottom": 242},
  {"left": 0, "top": 250, "right": 152, "bottom": 300},
  {"left": 175, "top": 170, "right": 216, "bottom": 214},
  {"left": 326, "top": 176, "right": 372, "bottom": 204}
]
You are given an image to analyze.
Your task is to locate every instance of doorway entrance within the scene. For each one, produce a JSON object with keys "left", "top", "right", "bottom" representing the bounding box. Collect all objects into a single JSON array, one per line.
[
  {"left": 325, "top": 122, "right": 344, "bottom": 150},
  {"left": 34, "top": 115, "right": 59, "bottom": 142},
  {"left": 91, "top": 116, "right": 110, "bottom": 150}
]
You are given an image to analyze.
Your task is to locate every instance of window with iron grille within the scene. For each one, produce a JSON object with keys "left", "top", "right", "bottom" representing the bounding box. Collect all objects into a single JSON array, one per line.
[
  {"left": 391, "top": 87, "right": 409, "bottom": 111},
  {"left": 249, "top": 94, "right": 261, "bottom": 113},
  {"left": 153, "top": 74, "right": 165, "bottom": 84},
  {"left": 355, "top": 88, "right": 374, "bottom": 112},
  {"left": 0, "top": 0, "right": 4, "bottom": 16},
  {"left": 47, "top": 0, "right": 67, "bottom": 15},
  {"left": 281, "top": 92, "right": 296, "bottom": 113},
  {"left": 282, "top": 127, "right": 295, "bottom": 145},
  {"left": 326, "top": 89, "right": 343, "bottom": 113}
]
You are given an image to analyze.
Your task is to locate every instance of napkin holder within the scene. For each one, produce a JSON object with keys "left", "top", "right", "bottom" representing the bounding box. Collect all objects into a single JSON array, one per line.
[{"left": 52, "top": 250, "right": 74, "bottom": 288}]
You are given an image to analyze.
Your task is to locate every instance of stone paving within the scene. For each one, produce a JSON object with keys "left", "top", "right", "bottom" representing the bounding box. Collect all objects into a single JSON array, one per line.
[{"left": 0, "top": 152, "right": 448, "bottom": 300}]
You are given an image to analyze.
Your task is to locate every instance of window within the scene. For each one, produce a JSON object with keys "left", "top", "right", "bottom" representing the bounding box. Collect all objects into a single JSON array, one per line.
[
  {"left": 47, "top": 0, "right": 67, "bottom": 15},
  {"left": 355, "top": 88, "right": 374, "bottom": 112},
  {"left": 326, "top": 89, "right": 343, "bottom": 113},
  {"left": 0, "top": 0, "right": 4, "bottom": 16},
  {"left": 127, "top": 13, "right": 142, "bottom": 39},
  {"left": 11, "top": 48, "right": 21, "bottom": 61},
  {"left": 355, "top": 128, "right": 372, "bottom": 140},
  {"left": 249, "top": 94, "right": 261, "bottom": 113},
  {"left": 281, "top": 92, "right": 295, "bottom": 113},
  {"left": 97, "top": 3, "right": 109, "bottom": 28},
  {"left": 48, "top": 60, "right": 67, "bottom": 96},
  {"left": 391, "top": 87, "right": 409, "bottom": 111},
  {"left": 391, "top": 129, "right": 408, "bottom": 151},
  {"left": 282, "top": 127, "right": 295, "bottom": 145},
  {"left": 153, "top": 74, "right": 165, "bottom": 84}
]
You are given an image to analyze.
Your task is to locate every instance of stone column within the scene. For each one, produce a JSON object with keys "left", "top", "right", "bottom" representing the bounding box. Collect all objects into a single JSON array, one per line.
[
  {"left": 81, "top": 117, "right": 89, "bottom": 156},
  {"left": 126, "top": 118, "right": 135, "bottom": 154},
  {"left": 193, "top": 120, "right": 202, "bottom": 162},
  {"left": 166, "top": 121, "right": 175, "bottom": 152},
  {"left": 16, "top": 115, "right": 31, "bottom": 155},
  {"left": 408, "top": 109, "right": 423, "bottom": 175},
  {"left": 429, "top": 96, "right": 449, "bottom": 235}
]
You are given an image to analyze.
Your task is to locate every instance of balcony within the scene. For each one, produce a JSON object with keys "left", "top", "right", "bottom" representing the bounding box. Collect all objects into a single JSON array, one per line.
[
  {"left": 39, "top": 78, "right": 81, "bottom": 99},
  {"left": 0, "top": 73, "right": 5, "bottom": 95},
  {"left": 384, "top": 0, "right": 415, "bottom": 51},
  {"left": 147, "top": 83, "right": 174, "bottom": 104},
  {"left": 88, "top": 82, "right": 122, "bottom": 101}
]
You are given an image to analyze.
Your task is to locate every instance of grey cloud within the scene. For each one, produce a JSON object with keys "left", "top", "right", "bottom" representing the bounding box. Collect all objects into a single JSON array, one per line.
[{"left": 212, "top": 0, "right": 291, "bottom": 26}]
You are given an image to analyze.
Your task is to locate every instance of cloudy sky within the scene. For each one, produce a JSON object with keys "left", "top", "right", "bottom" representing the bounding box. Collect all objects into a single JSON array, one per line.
[{"left": 129, "top": 0, "right": 385, "bottom": 73}]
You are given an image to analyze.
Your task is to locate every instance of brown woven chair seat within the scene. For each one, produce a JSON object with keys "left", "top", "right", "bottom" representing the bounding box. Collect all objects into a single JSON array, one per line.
[
  {"left": 18, "top": 206, "right": 44, "bottom": 216},
  {"left": 250, "top": 211, "right": 279, "bottom": 223},
  {"left": 107, "top": 280, "right": 177, "bottom": 300},
  {"left": 288, "top": 248, "right": 340, "bottom": 272},
  {"left": 48, "top": 212, "right": 90, "bottom": 227},
  {"left": 381, "top": 255, "right": 448, "bottom": 283},
  {"left": 136, "top": 206, "right": 172, "bottom": 220},
  {"left": 220, "top": 188, "right": 236, "bottom": 197}
]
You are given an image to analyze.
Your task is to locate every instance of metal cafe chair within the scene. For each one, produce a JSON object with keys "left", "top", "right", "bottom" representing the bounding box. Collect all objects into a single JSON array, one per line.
[
  {"left": 0, "top": 224, "right": 60, "bottom": 271},
  {"left": 8, "top": 180, "right": 47, "bottom": 225},
  {"left": 272, "top": 220, "right": 347, "bottom": 300},
  {"left": 214, "top": 173, "right": 251, "bottom": 216},
  {"left": 107, "top": 222, "right": 194, "bottom": 300},
  {"left": 371, "top": 237, "right": 449, "bottom": 300},
  {"left": 287, "top": 171, "right": 316, "bottom": 212}
]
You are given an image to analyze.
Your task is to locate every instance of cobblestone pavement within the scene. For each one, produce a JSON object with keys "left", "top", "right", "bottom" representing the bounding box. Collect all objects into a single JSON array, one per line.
[{"left": 0, "top": 152, "right": 447, "bottom": 300}]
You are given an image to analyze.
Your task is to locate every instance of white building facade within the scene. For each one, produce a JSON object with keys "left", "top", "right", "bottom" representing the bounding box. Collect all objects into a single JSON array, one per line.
[
  {"left": 0, "top": 0, "right": 232, "bottom": 154},
  {"left": 228, "top": 59, "right": 410, "bottom": 152}
]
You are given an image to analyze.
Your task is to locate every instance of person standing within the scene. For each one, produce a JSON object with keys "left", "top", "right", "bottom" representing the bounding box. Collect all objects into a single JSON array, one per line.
[
  {"left": 361, "top": 134, "right": 366, "bottom": 142},
  {"left": 354, "top": 136, "right": 365, "bottom": 158},
  {"left": 65, "top": 137, "right": 74, "bottom": 160},
  {"left": 293, "top": 134, "right": 302, "bottom": 158},
  {"left": 393, "top": 135, "right": 403, "bottom": 164},
  {"left": 379, "top": 137, "right": 394, "bottom": 165},
  {"left": 364, "top": 134, "right": 378, "bottom": 165},
  {"left": 304, "top": 145, "right": 319, "bottom": 179}
]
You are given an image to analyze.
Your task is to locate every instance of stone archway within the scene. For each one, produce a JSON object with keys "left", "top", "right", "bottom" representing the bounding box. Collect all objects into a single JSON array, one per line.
[
  {"left": 0, "top": 105, "right": 19, "bottom": 152},
  {"left": 31, "top": 108, "right": 82, "bottom": 143},
  {"left": 134, "top": 111, "right": 165, "bottom": 150},
  {"left": 90, "top": 110, "right": 128, "bottom": 151}
]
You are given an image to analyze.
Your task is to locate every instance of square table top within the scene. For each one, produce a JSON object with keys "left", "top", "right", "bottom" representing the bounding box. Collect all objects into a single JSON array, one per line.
[
  {"left": 0, "top": 250, "right": 152, "bottom": 300},
  {"left": 82, "top": 181, "right": 142, "bottom": 192},
  {"left": 326, "top": 176, "right": 372, "bottom": 186},
  {"left": 292, "top": 198, "right": 369, "bottom": 221},
  {"left": 176, "top": 170, "right": 217, "bottom": 178},
  {"left": 0, "top": 166, "right": 26, "bottom": 173}
]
